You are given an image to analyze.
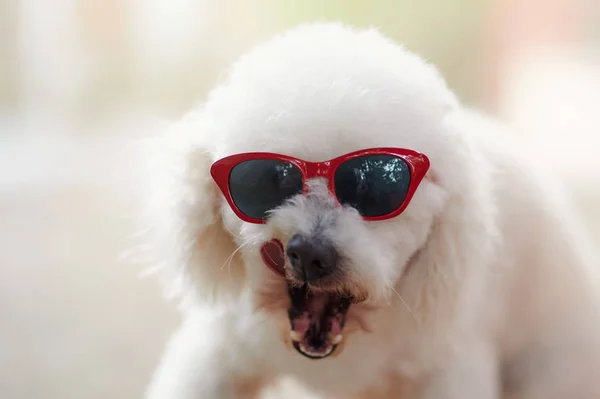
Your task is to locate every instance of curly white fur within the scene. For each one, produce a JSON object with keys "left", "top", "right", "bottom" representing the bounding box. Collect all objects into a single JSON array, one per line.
[{"left": 139, "top": 22, "right": 600, "bottom": 398}]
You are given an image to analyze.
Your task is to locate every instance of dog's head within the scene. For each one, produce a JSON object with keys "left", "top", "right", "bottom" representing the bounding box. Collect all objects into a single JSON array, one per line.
[{"left": 142, "top": 23, "right": 494, "bottom": 360}]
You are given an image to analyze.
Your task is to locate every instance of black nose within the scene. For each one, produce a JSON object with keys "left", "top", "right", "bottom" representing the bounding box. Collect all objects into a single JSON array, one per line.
[{"left": 286, "top": 234, "right": 339, "bottom": 282}]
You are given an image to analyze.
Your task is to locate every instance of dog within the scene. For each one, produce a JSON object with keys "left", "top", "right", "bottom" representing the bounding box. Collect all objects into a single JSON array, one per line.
[{"left": 140, "top": 22, "right": 600, "bottom": 398}]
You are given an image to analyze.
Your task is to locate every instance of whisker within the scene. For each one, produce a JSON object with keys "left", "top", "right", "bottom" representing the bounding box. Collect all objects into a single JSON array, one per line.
[
  {"left": 222, "top": 219, "right": 245, "bottom": 240},
  {"left": 264, "top": 247, "right": 284, "bottom": 267},
  {"left": 389, "top": 285, "right": 420, "bottom": 324},
  {"left": 221, "top": 240, "right": 249, "bottom": 271},
  {"left": 383, "top": 291, "right": 392, "bottom": 307}
]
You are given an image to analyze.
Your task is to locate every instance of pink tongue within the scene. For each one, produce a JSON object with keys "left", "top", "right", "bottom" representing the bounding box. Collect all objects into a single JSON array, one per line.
[
  {"left": 260, "top": 239, "right": 285, "bottom": 276},
  {"left": 291, "top": 292, "right": 328, "bottom": 335}
]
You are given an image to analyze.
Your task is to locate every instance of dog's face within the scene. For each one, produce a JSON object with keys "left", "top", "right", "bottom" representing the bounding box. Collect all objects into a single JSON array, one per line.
[
  {"left": 152, "top": 23, "right": 466, "bottom": 360},
  {"left": 224, "top": 175, "right": 439, "bottom": 359}
]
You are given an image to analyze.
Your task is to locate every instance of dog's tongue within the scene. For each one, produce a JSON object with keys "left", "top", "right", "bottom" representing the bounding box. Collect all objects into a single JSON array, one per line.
[
  {"left": 260, "top": 239, "right": 285, "bottom": 276},
  {"left": 288, "top": 285, "right": 350, "bottom": 359}
]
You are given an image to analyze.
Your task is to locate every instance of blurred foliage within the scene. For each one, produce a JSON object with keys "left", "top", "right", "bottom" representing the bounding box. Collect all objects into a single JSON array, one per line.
[{"left": 260, "top": 0, "right": 488, "bottom": 103}]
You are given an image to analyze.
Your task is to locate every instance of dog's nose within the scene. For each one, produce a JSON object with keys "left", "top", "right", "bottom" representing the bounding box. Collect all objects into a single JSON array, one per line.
[{"left": 286, "top": 234, "right": 339, "bottom": 282}]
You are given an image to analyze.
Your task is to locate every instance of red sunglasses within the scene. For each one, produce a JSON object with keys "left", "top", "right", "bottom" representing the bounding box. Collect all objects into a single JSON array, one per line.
[{"left": 210, "top": 147, "right": 430, "bottom": 224}]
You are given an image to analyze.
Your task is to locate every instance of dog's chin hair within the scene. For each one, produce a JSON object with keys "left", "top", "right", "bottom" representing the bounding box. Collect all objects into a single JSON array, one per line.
[
  {"left": 282, "top": 269, "right": 370, "bottom": 303},
  {"left": 254, "top": 268, "right": 372, "bottom": 317}
]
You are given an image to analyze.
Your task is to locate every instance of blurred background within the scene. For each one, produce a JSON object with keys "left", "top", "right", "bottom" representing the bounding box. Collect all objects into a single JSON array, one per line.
[{"left": 1, "top": 0, "right": 600, "bottom": 398}]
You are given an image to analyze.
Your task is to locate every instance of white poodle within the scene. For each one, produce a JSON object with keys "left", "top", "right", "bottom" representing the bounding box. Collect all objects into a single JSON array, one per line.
[{"left": 140, "top": 22, "right": 600, "bottom": 398}]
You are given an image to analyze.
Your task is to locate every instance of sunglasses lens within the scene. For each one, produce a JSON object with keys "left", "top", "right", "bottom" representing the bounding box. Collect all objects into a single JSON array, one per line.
[
  {"left": 334, "top": 155, "right": 411, "bottom": 217},
  {"left": 229, "top": 159, "right": 303, "bottom": 220}
]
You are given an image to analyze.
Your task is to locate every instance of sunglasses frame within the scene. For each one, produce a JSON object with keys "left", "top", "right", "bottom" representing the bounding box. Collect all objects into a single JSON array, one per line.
[{"left": 210, "top": 147, "right": 430, "bottom": 224}]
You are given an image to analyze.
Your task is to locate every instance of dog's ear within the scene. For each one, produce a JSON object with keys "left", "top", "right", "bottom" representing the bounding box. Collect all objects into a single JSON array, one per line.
[
  {"left": 400, "top": 114, "right": 499, "bottom": 333},
  {"left": 135, "top": 109, "right": 244, "bottom": 306}
]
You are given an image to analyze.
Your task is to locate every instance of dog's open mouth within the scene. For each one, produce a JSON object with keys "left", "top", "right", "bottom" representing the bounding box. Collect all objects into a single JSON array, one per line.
[
  {"left": 261, "top": 239, "right": 351, "bottom": 359},
  {"left": 288, "top": 284, "right": 351, "bottom": 359}
]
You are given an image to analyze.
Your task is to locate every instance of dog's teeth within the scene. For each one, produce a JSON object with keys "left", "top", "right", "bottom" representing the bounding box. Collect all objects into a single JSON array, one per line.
[
  {"left": 332, "top": 334, "right": 343, "bottom": 344},
  {"left": 290, "top": 330, "right": 303, "bottom": 341},
  {"left": 298, "top": 343, "right": 334, "bottom": 358}
]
